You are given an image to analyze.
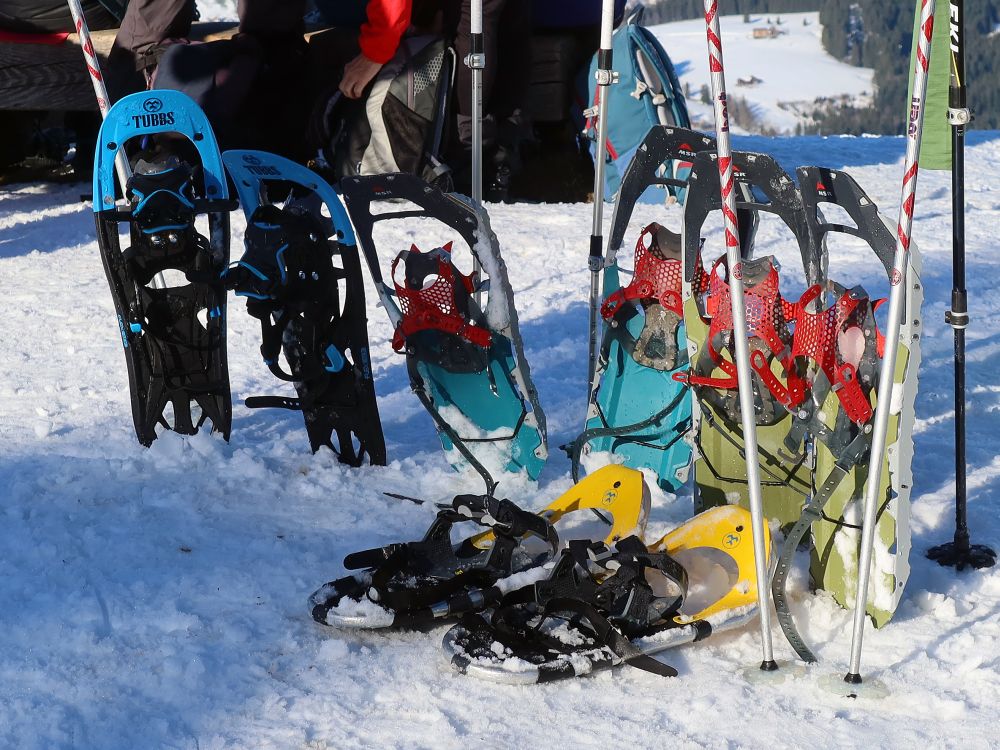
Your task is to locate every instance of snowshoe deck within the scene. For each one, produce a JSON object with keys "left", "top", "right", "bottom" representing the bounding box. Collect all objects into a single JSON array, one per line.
[
  {"left": 770, "top": 168, "right": 921, "bottom": 658},
  {"left": 444, "top": 505, "right": 765, "bottom": 684},
  {"left": 93, "top": 90, "right": 234, "bottom": 445},
  {"left": 680, "top": 149, "right": 821, "bottom": 528},
  {"left": 340, "top": 173, "right": 546, "bottom": 494},
  {"left": 311, "top": 465, "right": 650, "bottom": 630},
  {"left": 221, "top": 150, "right": 385, "bottom": 465},
  {"left": 574, "top": 127, "right": 716, "bottom": 492}
]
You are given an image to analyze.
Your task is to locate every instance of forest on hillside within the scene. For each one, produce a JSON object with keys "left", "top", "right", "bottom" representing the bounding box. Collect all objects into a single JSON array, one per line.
[{"left": 639, "top": 0, "right": 1000, "bottom": 132}]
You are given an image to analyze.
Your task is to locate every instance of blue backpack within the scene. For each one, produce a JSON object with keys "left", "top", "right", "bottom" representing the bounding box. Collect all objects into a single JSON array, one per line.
[{"left": 583, "top": 10, "right": 691, "bottom": 203}]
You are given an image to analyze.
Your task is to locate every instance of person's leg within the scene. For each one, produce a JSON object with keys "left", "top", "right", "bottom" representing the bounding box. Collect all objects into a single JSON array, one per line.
[
  {"left": 106, "top": 0, "right": 196, "bottom": 101},
  {"left": 449, "top": 0, "right": 506, "bottom": 150},
  {"left": 491, "top": 0, "right": 532, "bottom": 120}
]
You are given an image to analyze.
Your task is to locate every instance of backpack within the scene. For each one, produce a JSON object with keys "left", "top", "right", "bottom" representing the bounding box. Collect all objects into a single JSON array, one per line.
[
  {"left": 316, "top": 35, "right": 455, "bottom": 188},
  {"left": 582, "top": 9, "right": 690, "bottom": 203}
]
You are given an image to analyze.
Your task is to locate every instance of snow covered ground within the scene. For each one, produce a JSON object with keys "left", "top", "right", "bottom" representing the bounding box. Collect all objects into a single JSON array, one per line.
[
  {"left": 653, "top": 12, "right": 874, "bottom": 135},
  {"left": 2, "top": 131, "right": 1000, "bottom": 749}
]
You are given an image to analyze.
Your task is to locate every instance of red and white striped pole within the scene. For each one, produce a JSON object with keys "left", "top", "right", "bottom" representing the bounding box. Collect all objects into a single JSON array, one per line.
[
  {"left": 702, "top": 1, "right": 777, "bottom": 672},
  {"left": 65, "top": 0, "right": 130, "bottom": 189},
  {"left": 845, "top": 0, "right": 936, "bottom": 687}
]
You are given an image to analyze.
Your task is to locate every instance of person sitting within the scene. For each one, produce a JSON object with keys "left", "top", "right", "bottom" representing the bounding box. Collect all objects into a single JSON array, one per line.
[{"left": 106, "top": 0, "right": 412, "bottom": 158}]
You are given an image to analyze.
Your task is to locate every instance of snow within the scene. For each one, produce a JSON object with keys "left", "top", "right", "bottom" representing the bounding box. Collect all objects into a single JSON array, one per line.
[
  {"left": 194, "top": 1, "right": 238, "bottom": 23},
  {"left": 652, "top": 12, "right": 875, "bottom": 135},
  {"left": 2, "top": 131, "right": 1000, "bottom": 748}
]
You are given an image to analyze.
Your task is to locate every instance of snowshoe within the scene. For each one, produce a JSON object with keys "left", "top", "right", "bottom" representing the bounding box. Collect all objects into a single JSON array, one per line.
[
  {"left": 221, "top": 150, "right": 385, "bottom": 465},
  {"left": 679, "top": 149, "right": 821, "bottom": 528},
  {"left": 340, "top": 173, "right": 546, "bottom": 495},
  {"left": 771, "top": 167, "right": 922, "bottom": 661},
  {"left": 310, "top": 465, "right": 650, "bottom": 629},
  {"left": 574, "top": 127, "right": 716, "bottom": 492},
  {"left": 444, "top": 504, "right": 765, "bottom": 684},
  {"left": 93, "top": 90, "right": 234, "bottom": 446}
]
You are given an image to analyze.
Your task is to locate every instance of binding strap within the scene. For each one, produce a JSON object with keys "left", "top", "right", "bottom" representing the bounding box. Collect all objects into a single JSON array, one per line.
[
  {"left": 791, "top": 284, "right": 877, "bottom": 425},
  {"left": 345, "top": 494, "right": 558, "bottom": 616}
]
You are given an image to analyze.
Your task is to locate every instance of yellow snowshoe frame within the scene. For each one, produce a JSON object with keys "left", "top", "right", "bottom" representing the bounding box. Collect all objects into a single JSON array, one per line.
[
  {"left": 472, "top": 465, "right": 650, "bottom": 549},
  {"left": 650, "top": 505, "right": 769, "bottom": 622}
]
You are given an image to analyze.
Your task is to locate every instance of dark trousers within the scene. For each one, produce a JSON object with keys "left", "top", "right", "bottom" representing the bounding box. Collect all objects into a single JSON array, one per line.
[
  {"left": 443, "top": 0, "right": 532, "bottom": 147},
  {"left": 107, "top": 0, "right": 309, "bottom": 101}
]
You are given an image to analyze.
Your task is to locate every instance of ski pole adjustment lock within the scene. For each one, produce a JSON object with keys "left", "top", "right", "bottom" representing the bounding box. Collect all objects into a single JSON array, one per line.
[
  {"left": 595, "top": 69, "right": 619, "bottom": 86},
  {"left": 947, "top": 107, "right": 971, "bottom": 126},
  {"left": 464, "top": 53, "right": 485, "bottom": 70},
  {"left": 946, "top": 290, "right": 970, "bottom": 330}
]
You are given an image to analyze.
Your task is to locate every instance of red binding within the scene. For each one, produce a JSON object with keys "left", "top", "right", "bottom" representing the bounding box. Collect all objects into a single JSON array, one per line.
[
  {"left": 790, "top": 285, "right": 875, "bottom": 424},
  {"left": 391, "top": 243, "right": 492, "bottom": 352},
  {"left": 688, "top": 256, "right": 806, "bottom": 408},
  {"left": 601, "top": 224, "right": 684, "bottom": 320}
]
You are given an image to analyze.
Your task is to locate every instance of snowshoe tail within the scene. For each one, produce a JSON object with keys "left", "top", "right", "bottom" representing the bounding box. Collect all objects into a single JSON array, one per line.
[
  {"left": 576, "top": 126, "right": 716, "bottom": 493},
  {"left": 444, "top": 505, "right": 765, "bottom": 684},
  {"left": 310, "top": 465, "right": 650, "bottom": 630},
  {"left": 93, "top": 90, "right": 234, "bottom": 445},
  {"left": 222, "top": 150, "right": 386, "bottom": 466},
  {"left": 340, "top": 173, "right": 546, "bottom": 494}
]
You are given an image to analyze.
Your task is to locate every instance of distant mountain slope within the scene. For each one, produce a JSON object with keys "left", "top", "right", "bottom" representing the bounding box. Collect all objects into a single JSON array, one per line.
[
  {"left": 639, "top": 0, "right": 1000, "bottom": 132},
  {"left": 651, "top": 12, "right": 873, "bottom": 135}
]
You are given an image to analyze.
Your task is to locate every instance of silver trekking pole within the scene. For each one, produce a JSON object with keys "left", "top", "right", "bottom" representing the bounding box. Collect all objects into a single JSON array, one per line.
[
  {"left": 702, "top": 0, "right": 777, "bottom": 673},
  {"left": 586, "top": 0, "right": 617, "bottom": 391},
  {"left": 466, "top": 0, "right": 485, "bottom": 294},
  {"left": 845, "top": 0, "right": 936, "bottom": 690}
]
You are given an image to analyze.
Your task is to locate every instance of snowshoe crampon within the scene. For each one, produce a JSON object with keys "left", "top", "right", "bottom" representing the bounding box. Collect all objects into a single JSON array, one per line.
[
  {"left": 444, "top": 504, "right": 765, "bottom": 684},
  {"left": 575, "top": 127, "right": 716, "bottom": 492},
  {"left": 310, "top": 465, "right": 650, "bottom": 630},
  {"left": 93, "top": 90, "right": 235, "bottom": 445},
  {"left": 221, "top": 150, "right": 385, "bottom": 465},
  {"left": 339, "top": 173, "right": 546, "bottom": 495}
]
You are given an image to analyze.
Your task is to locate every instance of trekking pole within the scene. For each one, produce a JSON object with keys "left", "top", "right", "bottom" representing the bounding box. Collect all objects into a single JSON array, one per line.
[
  {"left": 467, "top": 0, "right": 485, "bottom": 295},
  {"left": 846, "top": 0, "right": 936, "bottom": 688},
  {"left": 586, "top": 0, "right": 617, "bottom": 390},
  {"left": 926, "top": 0, "right": 996, "bottom": 571},
  {"left": 702, "top": 0, "right": 777, "bottom": 672},
  {"left": 66, "top": 0, "right": 130, "bottom": 189}
]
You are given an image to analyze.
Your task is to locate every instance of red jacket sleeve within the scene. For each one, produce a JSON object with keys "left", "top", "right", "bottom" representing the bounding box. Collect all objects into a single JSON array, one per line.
[{"left": 359, "top": 0, "right": 411, "bottom": 64}]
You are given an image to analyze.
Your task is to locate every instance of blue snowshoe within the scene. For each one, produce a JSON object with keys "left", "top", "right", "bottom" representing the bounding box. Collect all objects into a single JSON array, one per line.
[
  {"left": 340, "top": 173, "right": 547, "bottom": 495},
  {"left": 221, "top": 150, "right": 385, "bottom": 465},
  {"left": 93, "top": 90, "right": 235, "bottom": 446},
  {"left": 572, "top": 127, "right": 716, "bottom": 492}
]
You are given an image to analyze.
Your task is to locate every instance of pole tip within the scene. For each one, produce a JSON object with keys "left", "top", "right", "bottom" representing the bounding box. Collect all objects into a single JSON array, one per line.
[{"left": 760, "top": 660, "right": 779, "bottom": 672}]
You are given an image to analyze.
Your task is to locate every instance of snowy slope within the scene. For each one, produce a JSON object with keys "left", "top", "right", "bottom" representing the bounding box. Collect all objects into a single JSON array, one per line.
[
  {"left": 652, "top": 12, "right": 874, "bottom": 135},
  {"left": 1, "top": 132, "right": 1000, "bottom": 749}
]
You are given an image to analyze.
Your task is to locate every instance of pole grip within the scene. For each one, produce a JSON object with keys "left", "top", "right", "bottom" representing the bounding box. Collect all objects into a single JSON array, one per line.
[
  {"left": 471, "top": 0, "right": 483, "bottom": 35},
  {"left": 599, "top": 0, "right": 615, "bottom": 50}
]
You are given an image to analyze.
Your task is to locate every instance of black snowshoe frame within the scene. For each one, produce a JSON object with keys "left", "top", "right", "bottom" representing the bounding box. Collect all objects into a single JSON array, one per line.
[
  {"left": 221, "top": 150, "right": 386, "bottom": 466},
  {"left": 93, "top": 91, "right": 235, "bottom": 446},
  {"left": 449, "top": 536, "right": 689, "bottom": 680},
  {"left": 310, "top": 493, "right": 559, "bottom": 628}
]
